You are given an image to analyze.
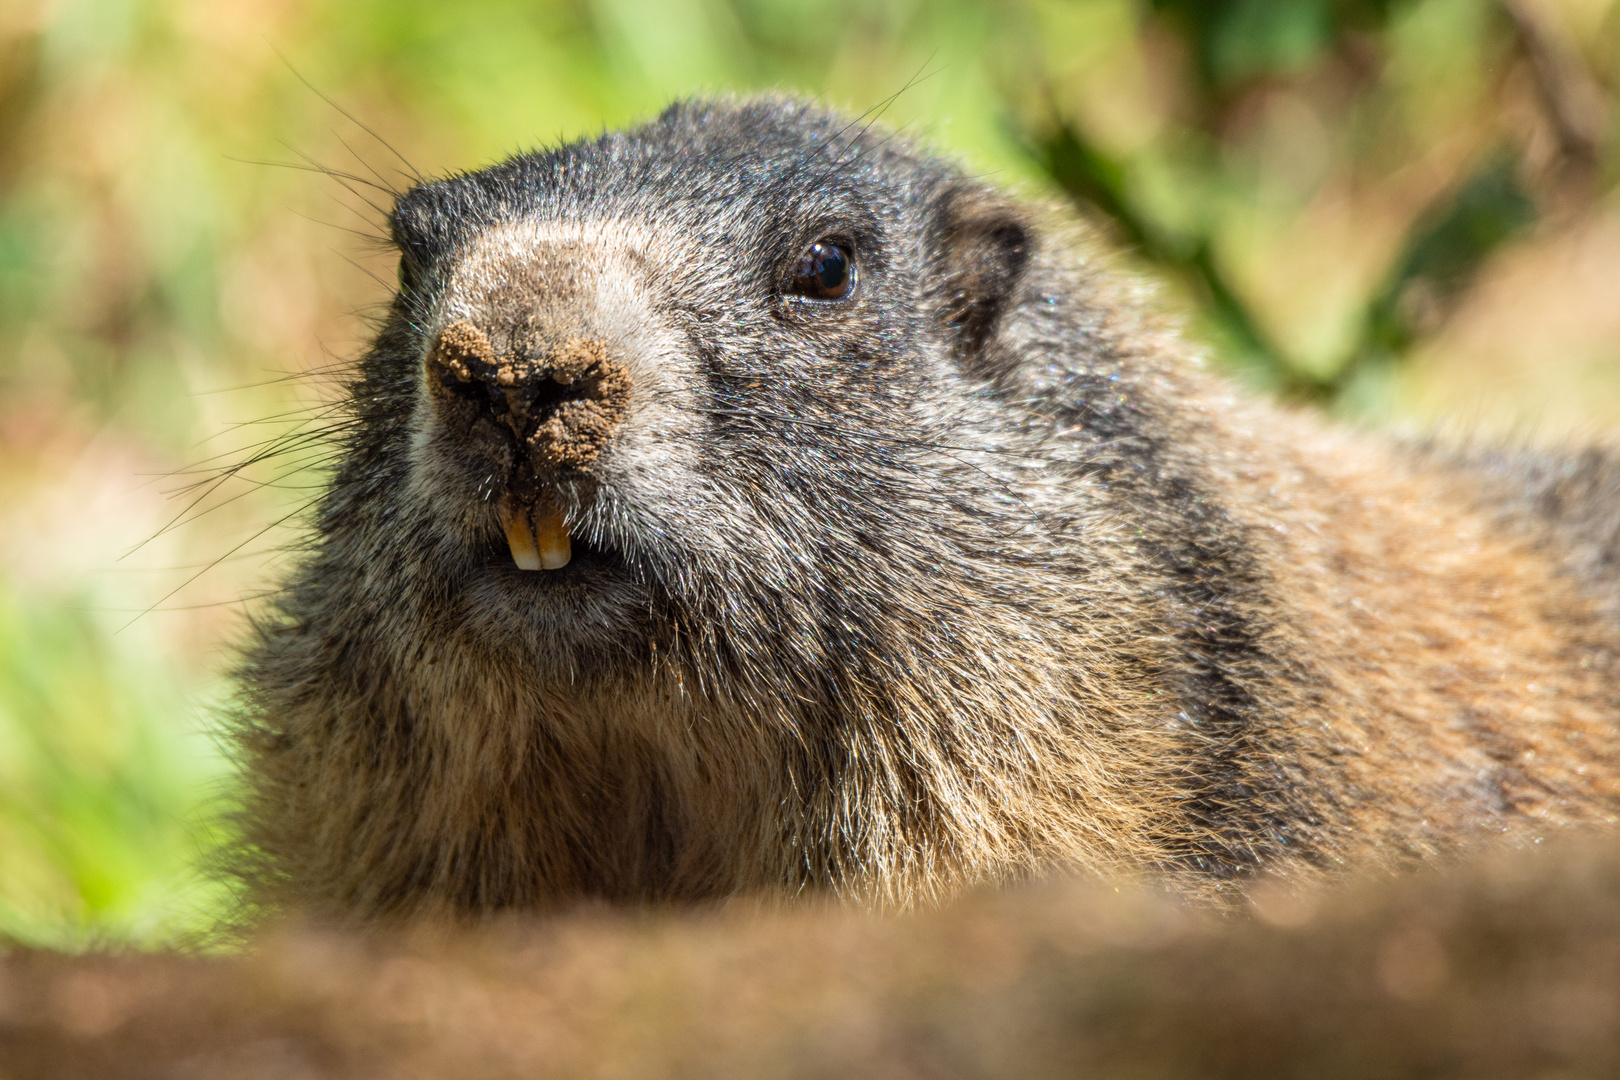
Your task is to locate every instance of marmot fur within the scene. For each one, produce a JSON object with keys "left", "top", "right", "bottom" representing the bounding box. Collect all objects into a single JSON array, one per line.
[{"left": 230, "top": 95, "right": 1620, "bottom": 920}]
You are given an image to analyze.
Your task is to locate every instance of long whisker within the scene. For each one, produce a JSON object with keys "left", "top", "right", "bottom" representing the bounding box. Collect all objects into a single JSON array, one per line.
[
  {"left": 804, "top": 60, "right": 941, "bottom": 190},
  {"left": 274, "top": 47, "right": 423, "bottom": 185},
  {"left": 119, "top": 496, "right": 326, "bottom": 632}
]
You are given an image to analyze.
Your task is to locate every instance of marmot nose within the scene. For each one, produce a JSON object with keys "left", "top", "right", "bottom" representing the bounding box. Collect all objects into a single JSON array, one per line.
[{"left": 427, "top": 319, "right": 633, "bottom": 471}]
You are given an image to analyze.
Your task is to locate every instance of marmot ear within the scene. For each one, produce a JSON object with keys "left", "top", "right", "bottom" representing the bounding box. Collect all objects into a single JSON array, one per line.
[{"left": 930, "top": 185, "right": 1033, "bottom": 368}]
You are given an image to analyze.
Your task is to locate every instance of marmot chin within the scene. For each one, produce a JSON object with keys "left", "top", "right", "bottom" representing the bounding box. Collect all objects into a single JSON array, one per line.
[{"left": 231, "top": 96, "right": 1620, "bottom": 920}]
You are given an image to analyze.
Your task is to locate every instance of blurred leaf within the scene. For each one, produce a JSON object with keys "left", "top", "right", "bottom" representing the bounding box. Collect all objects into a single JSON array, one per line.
[
  {"left": 1037, "top": 119, "right": 1292, "bottom": 384},
  {"left": 1361, "top": 152, "right": 1537, "bottom": 359},
  {"left": 1150, "top": 0, "right": 1394, "bottom": 94}
]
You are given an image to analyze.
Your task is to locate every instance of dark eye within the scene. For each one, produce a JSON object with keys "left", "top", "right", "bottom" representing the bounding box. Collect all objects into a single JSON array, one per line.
[{"left": 787, "top": 241, "right": 855, "bottom": 302}]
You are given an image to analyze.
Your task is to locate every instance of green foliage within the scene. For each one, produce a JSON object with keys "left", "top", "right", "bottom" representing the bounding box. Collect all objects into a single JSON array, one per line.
[
  {"left": 1154, "top": 0, "right": 1343, "bottom": 88},
  {"left": 1361, "top": 154, "right": 1537, "bottom": 360},
  {"left": 1030, "top": 0, "right": 1603, "bottom": 402},
  {"left": 0, "top": 583, "right": 232, "bottom": 949}
]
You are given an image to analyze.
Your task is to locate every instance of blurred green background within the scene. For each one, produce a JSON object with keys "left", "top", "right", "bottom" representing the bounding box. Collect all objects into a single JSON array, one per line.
[{"left": 1, "top": 0, "right": 1618, "bottom": 947}]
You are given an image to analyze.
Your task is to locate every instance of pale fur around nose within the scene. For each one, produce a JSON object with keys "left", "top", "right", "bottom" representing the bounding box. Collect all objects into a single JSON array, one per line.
[{"left": 402, "top": 215, "right": 711, "bottom": 586}]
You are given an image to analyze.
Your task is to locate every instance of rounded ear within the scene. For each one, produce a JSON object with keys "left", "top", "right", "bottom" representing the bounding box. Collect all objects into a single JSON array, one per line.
[{"left": 930, "top": 184, "right": 1033, "bottom": 367}]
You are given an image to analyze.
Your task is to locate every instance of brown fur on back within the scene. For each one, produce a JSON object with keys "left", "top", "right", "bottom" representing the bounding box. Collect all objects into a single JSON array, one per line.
[
  {"left": 225, "top": 96, "right": 1620, "bottom": 921},
  {"left": 1173, "top": 395, "right": 1620, "bottom": 870}
]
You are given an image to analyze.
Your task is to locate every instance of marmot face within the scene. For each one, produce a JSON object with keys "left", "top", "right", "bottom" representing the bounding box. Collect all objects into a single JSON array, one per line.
[{"left": 387, "top": 99, "right": 1035, "bottom": 681}]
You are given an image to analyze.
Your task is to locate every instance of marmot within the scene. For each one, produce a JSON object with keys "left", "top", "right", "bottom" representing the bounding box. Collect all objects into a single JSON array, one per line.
[{"left": 230, "top": 95, "right": 1620, "bottom": 921}]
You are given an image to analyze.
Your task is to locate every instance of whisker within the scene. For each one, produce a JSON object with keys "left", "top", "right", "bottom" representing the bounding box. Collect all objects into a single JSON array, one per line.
[
  {"left": 93, "top": 589, "right": 293, "bottom": 614},
  {"left": 119, "top": 495, "right": 325, "bottom": 632},
  {"left": 286, "top": 206, "right": 393, "bottom": 246},
  {"left": 274, "top": 47, "right": 423, "bottom": 186},
  {"left": 286, "top": 139, "right": 394, "bottom": 221}
]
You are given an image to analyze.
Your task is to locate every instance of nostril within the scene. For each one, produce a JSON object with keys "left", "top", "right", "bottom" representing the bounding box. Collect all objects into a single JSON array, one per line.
[
  {"left": 529, "top": 377, "right": 585, "bottom": 416},
  {"left": 520, "top": 339, "right": 632, "bottom": 471},
  {"left": 426, "top": 320, "right": 632, "bottom": 472}
]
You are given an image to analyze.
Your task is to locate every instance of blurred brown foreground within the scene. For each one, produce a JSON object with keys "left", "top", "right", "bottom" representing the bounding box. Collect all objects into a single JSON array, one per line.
[{"left": 5, "top": 836, "right": 1620, "bottom": 1079}]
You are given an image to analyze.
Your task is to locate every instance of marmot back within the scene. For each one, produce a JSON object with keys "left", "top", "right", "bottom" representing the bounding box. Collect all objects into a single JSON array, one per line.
[{"left": 230, "top": 96, "right": 1620, "bottom": 920}]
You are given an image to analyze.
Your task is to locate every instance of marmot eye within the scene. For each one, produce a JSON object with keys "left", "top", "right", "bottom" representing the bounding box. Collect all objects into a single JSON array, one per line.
[{"left": 788, "top": 241, "right": 855, "bottom": 302}]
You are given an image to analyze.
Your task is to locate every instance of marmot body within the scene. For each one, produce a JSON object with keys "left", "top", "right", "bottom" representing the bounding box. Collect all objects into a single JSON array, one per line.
[{"left": 234, "top": 97, "right": 1620, "bottom": 919}]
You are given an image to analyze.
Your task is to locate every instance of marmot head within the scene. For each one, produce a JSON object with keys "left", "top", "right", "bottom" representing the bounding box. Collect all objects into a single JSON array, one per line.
[
  {"left": 361, "top": 97, "right": 1047, "bottom": 689},
  {"left": 246, "top": 100, "right": 1216, "bottom": 907}
]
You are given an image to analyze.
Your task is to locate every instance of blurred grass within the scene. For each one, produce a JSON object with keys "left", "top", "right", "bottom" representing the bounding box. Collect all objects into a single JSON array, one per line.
[
  {"left": 0, "top": 0, "right": 1617, "bottom": 947},
  {"left": 0, "top": 583, "right": 230, "bottom": 949}
]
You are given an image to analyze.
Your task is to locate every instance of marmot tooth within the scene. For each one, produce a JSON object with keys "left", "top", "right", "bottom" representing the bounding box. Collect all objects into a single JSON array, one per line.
[
  {"left": 534, "top": 513, "right": 571, "bottom": 570},
  {"left": 498, "top": 499, "right": 542, "bottom": 571}
]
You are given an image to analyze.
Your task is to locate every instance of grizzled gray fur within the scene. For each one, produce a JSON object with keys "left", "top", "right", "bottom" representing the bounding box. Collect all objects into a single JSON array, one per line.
[{"left": 230, "top": 96, "right": 1620, "bottom": 921}]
